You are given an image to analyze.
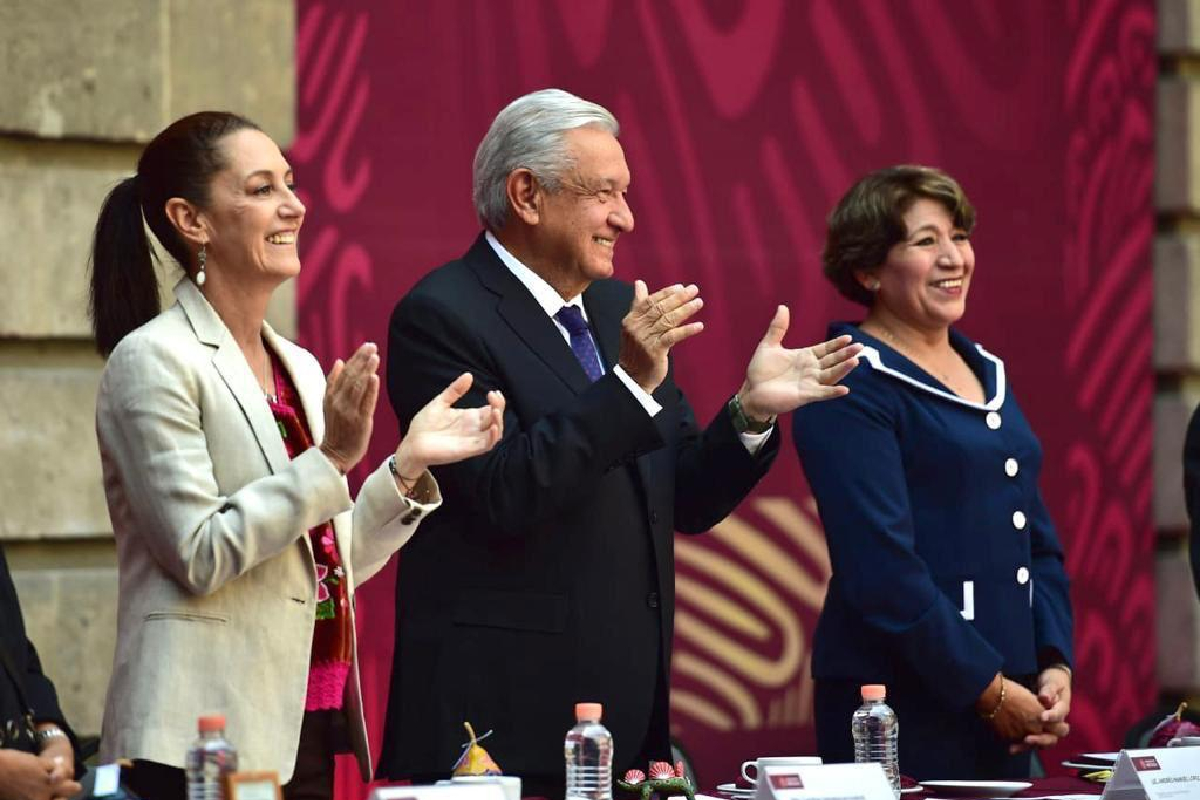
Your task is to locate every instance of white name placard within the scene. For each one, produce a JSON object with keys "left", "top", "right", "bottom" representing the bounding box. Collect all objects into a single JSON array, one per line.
[
  {"left": 1102, "top": 747, "right": 1200, "bottom": 800},
  {"left": 92, "top": 763, "right": 121, "bottom": 797},
  {"left": 753, "top": 763, "right": 895, "bottom": 800},
  {"left": 370, "top": 783, "right": 506, "bottom": 800}
]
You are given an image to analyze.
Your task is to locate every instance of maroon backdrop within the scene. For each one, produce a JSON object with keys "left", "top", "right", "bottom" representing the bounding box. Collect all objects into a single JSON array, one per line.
[{"left": 288, "top": 2, "right": 1156, "bottom": 795}]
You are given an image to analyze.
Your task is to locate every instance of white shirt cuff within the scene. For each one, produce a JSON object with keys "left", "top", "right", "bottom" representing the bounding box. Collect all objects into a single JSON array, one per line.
[
  {"left": 738, "top": 426, "right": 773, "bottom": 455},
  {"left": 613, "top": 366, "right": 662, "bottom": 417}
]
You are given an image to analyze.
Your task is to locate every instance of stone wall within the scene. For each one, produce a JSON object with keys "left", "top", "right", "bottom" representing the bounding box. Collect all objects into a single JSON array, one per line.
[
  {"left": 1158, "top": 0, "right": 1200, "bottom": 699},
  {"left": 0, "top": 0, "right": 295, "bottom": 739}
]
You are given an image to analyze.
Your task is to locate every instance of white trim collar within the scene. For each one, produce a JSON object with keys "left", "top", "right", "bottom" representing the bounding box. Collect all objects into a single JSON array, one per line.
[{"left": 859, "top": 342, "right": 1006, "bottom": 411}]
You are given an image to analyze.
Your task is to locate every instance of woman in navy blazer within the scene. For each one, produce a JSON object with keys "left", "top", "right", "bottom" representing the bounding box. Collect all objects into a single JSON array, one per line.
[{"left": 792, "top": 166, "right": 1073, "bottom": 780}]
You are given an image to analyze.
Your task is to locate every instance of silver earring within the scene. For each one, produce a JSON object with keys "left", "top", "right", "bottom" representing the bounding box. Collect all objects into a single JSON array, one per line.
[
  {"left": 196, "top": 243, "right": 207, "bottom": 286},
  {"left": 869, "top": 279, "right": 880, "bottom": 291}
]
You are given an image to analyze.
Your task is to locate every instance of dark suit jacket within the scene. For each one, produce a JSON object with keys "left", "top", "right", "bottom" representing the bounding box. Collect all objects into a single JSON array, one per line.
[
  {"left": 792, "top": 323, "right": 1073, "bottom": 779},
  {"left": 1186, "top": 403, "right": 1200, "bottom": 599},
  {"left": 0, "top": 545, "right": 74, "bottom": 756},
  {"left": 377, "top": 234, "right": 777, "bottom": 783}
]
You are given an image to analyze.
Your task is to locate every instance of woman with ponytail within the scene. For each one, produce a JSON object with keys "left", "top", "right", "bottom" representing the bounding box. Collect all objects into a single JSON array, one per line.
[{"left": 90, "top": 112, "right": 505, "bottom": 800}]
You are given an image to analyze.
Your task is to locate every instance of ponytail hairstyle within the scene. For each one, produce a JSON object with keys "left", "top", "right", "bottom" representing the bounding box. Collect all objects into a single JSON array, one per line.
[{"left": 89, "top": 111, "right": 261, "bottom": 355}]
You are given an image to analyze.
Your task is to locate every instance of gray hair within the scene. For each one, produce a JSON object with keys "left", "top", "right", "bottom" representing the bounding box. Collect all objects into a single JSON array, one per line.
[{"left": 472, "top": 88, "right": 619, "bottom": 230}]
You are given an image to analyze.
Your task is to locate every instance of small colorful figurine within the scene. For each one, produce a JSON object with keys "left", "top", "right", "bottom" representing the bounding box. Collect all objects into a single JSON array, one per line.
[
  {"left": 452, "top": 721, "right": 502, "bottom": 776},
  {"left": 617, "top": 761, "right": 695, "bottom": 800}
]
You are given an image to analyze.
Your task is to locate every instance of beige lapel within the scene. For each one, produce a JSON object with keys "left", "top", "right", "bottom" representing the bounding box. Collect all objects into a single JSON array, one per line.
[
  {"left": 262, "top": 324, "right": 326, "bottom": 447},
  {"left": 262, "top": 321, "right": 350, "bottom": 568},
  {"left": 174, "top": 279, "right": 290, "bottom": 476}
]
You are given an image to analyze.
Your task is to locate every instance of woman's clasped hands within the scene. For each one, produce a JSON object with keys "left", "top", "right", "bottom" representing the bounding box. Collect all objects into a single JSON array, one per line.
[{"left": 977, "top": 669, "right": 1072, "bottom": 754}]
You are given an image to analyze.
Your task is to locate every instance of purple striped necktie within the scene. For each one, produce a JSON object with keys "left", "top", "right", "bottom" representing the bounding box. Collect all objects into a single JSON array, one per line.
[{"left": 554, "top": 305, "right": 604, "bottom": 382}]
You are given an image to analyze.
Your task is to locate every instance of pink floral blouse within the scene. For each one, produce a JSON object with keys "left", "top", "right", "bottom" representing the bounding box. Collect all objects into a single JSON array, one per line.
[{"left": 267, "top": 349, "right": 352, "bottom": 711}]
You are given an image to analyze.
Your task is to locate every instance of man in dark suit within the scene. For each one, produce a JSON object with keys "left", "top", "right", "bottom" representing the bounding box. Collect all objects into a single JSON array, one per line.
[{"left": 376, "top": 88, "right": 860, "bottom": 795}]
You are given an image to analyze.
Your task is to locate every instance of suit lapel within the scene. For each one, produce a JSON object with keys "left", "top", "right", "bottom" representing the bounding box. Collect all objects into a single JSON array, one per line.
[
  {"left": 175, "top": 280, "right": 291, "bottom": 476},
  {"left": 466, "top": 236, "right": 592, "bottom": 394},
  {"left": 263, "top": 325, "right": 325, "bottom": 447},
  {"left": 583, "top": 285, "right": 623, "bottom": 372},
  {"left": 262, "top": 325, "right": 322, "bottom": 561}
]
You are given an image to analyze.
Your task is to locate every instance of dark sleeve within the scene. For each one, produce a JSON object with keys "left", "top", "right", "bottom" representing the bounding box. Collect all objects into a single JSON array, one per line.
[
  {"left": 1026, "top": 488, "right": 1074, "bottom": 669},
  {"left": 792, "top": 384, "right": 1002, "bottom": 710},
  {"left": 0, "top": 547, "right": 71, "bottom": 733},
  {"left": 1186, "top": 403, "right": 1200, "bottom": 599},
  {"left": 388, "top": 290, "right": 666, "bottom": 539},
  {"left": 22, "top": 644, "right": 68, "bottom": 731},
  {"left": 24, "top": 632, "right": 82, "bottom": 777},
  {"left": 670, "top": 386, "right": 779, "bottom": 534}
]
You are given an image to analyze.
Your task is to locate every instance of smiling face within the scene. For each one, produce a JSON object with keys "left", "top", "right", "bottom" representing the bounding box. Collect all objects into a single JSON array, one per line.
[
  {"left": 868, "top": 197, "right": 974, "bottom": 331},
  {"left": 527, "top": 125, "right": 634, "bottom": 298},
  {"left": 200, "top": 128, "right": 305, "bottom": 285}
]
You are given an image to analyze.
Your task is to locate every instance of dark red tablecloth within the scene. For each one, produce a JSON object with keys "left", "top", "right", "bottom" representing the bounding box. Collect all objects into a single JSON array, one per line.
[{"left": 1013, "top": 776, "right": 1104, "bottom": 796}]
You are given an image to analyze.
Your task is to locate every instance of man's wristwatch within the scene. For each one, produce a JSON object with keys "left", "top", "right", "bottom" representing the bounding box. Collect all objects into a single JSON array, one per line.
[
  {"left": 728, "top": 393, "right": 775, "bottom": 434},
  {"left": 36, "top": 726, "right": 67, "bottom": 745}
]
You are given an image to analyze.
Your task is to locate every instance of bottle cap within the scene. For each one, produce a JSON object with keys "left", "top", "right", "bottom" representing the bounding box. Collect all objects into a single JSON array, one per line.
[
  {"left": 574, "top": 702, "right": 602, "bottom": 722},
  {"left": 860, "top": 684, "right": 886, "bottom": 701},
  {"left": 198, "top": 714, "right": 226, "bottom": 732}
]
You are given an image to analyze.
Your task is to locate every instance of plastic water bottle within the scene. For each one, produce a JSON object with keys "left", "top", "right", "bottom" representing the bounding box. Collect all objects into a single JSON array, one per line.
[
  {"left": 185, "top": 714, "right": 238, "bottom": 800},
  {"left": 852, "top": 684, "right": 899, "bottom": 799},
  {"left": 564, "top": 702, "right": 613, "bottom": 800}
]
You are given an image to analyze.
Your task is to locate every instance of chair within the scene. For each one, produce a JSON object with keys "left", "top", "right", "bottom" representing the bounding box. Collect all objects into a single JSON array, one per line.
[{"left": 1123, "top": 697, "right": 1200, "bottom": 748}]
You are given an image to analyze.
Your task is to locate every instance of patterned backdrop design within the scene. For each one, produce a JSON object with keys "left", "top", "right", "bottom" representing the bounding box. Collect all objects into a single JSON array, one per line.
[{"left": 289, "top": 1, "right": 1155, "bottom": 795}]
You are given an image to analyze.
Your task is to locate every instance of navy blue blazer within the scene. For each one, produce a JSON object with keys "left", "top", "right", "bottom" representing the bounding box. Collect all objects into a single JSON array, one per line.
[{"left": 792, "top": 323, "right": 1073, "bottom": 712}]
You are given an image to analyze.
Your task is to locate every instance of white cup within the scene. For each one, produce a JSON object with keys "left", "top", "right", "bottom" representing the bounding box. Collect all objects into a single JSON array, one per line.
[
  {"left": 448, "top": 775, "right": 521, "bottom": 800},
  {"left": 740, "top": 756, "right": 822, "bottom": 785}
]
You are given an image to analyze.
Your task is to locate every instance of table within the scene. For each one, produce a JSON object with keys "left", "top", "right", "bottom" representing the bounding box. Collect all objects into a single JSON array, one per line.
[
  {"left": 701, "top": 775, "right": 1105, "bottom": 800},
  {"left": 1009, "top": 777, "right": 1104, "bottom": 796},
  {"left": 913, "top": 775, "right": 1104, "bottom": 797}
]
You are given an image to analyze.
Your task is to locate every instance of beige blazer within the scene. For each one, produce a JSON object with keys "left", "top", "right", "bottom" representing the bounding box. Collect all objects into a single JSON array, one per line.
[{"left": 96, "top": 279, "right": 439, "bottom": 782}]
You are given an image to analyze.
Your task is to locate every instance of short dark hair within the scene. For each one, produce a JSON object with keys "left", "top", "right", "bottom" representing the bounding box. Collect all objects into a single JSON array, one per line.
[
  {"left": 822, "top": 165, "right": 975, "bottom": 307},
  {"left": 88, "top": 111, "right": 261, "bottom": 355}
]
